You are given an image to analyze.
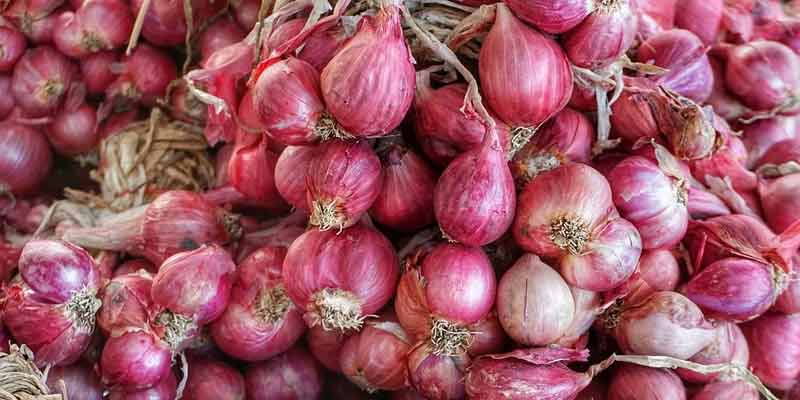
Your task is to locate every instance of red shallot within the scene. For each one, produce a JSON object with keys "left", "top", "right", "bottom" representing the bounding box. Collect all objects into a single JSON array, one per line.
[
  {"left": 340, "top": 314, "right": 412, "bottom": 392},
  {"left": 245, "top": 345, "right": 323, "bottom": 400}
]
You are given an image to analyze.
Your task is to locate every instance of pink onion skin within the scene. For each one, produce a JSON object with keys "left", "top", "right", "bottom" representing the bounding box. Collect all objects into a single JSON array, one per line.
[
  {"left": 675, "top": 0, "right": 723, "bottom": 44},
  {"left": 610, "top": 77, "right": 660, "bottom": 144},
  {"left": 46, "top": 103, "right": 98, "bottom": 156},
  {"left": 152, "top": 245, "right": 235, "bottom": 327},
  {"left": 199, "top": 17, "right": 245, "bottom": 64},
  {"left": 775, "top": 256, "right": 800, "bottom": 313},
  {"left": 227, "top": 132, "right": 285, "bottom": 212},
  {"left": 183, "top": 357, "right": 245, "bottom": 400},
  {"left": 556, "top": 285, "right": 601, "bottom": 347},
  {"left": 468, "top": 311, "right": 508, "bottom": 357},
  {"left": 46, "top": 363, "right": 104, "bottom": 400},
  {"left": 608, "top": 156, "right": 688, "bottom": 250},
  {"left": 305, "top": 140, "right": 382, "bottom": 231},
  {"left": 683, "top": 214, "right": 781, "bottom": 271},
  {"left": 684, "top": 258, "right": 777, "bottom": 321},
  {"left": 575, "top": 380, "right": 609, "bottom": 400},
  {"left": 11, "top": 46, "right": 77, "bottom": 118},
  {"left": 690, "top": 134, "right": 758, "bottom": 192},
  {"left": 340, "top": 316, "right": 412, "bottom": 391},
  {"left": 624, "top": 249, "right": 681, "bottom": 305},
  {"left": 741, "top": 313, "right": 800, "bottom": 390},
  {"left": 0, "top": 75, "right": 13, "bottom": 119},
  {"left": 608, "top": 364, "right": 686, "bottom": 400},
  {"left": 465, "top": 347, "right": 592, "bottom": 400},
  {"left": 563, "top": 0, "right": 638, "bottom": 69},
  {"left": 0, "top": 26, "right": 26, "bottom": 71},
  {"left": 231, "top": 0, "right": 259, "bottom": 30},
  {"left": 407, "top": 343, "right": 468, "bottom": 400},
  {"left": 413, "top": 79, "right": 511, "bottom": 166},
  {"left": 760, "top": 172, "right": 800, "bottom": 233},
  {"left": 100, "top": 329, "right": 172, "bottom": 391},
  {"left": 614, "top": 291, "right": 716, "bottom": 360},
  {"left": 678, "top": 322, "right": 746, "bottom": 383},
  {"left": 433, "top": 131, "right": 516, "bottom": 247},
  {"left": 307, "top": 324, "right": 350, "bottom": 372},
  {"left": 511, "top": 107, "right": 593, "bottom": 185},
  {"left": 692, "top": 381, "right": 759, "bottom": 400},
  {"left": 283, "top": 225, "right": 400, "bottom": 330},
  {"left": 497, "top": 254, "right": 575, "bottom": 346},
  {"left": 299, "top": 23, "right": 348, "bottom": 72},
  {"left": 754, "top": 136, "right": 800, "bottom": 171},
  {"left": 120, "top": 44, "right": 177, "bottom": 107},
  {"left": 129, "top": 0, "right": 225, "bottom": 47},
  {"left": 707, "top": 55, "right": 749, "bottom": 121},
  {"left": 109, "top": 372, "right": 177, "bottom": 400},
  {"left": 742, "top": 115, "right": 798, "bottom": 168},
  {"left": 514, "top": 163, "right": 640, "bottom": 291},
  {"left": 264, "top": 19, "right": 305, "bottom": 54},
  {"left": 319, "top": 4, "right": 414, "bottom": 138},
  {"left": 480, "top": 4, "right": 572, "bottom": 129},
  {"left": 23, "top": 10, "right": 60, "bottom": 45},
  {"left": 52, "top": 0, "right": 133, "bottom": 58},
  {"left": 370, "top": 141, "right": 437, "bottom": 232},
  {"left": 725, "top": 40, "right": 800, "bottom": 113},
  {"left": 253, "top": 57, "right": 325, "bottom": 146},
  {"left": 18, "top": 239, "right": 99, "bottom": 302},
  {"left": 210, "top": 246, "right": 306, "bottom": 362},
  {"left": 245, "top": 346, "right": 323, "bottom": 400},
  {"left": 687, "top": 185, "right": 731, "bottom": 219},
  {"left": 503, "top": 0, "right": 592, "bottom": 34},
  {"left": 97, "top": 270, "right": 154, "bottom": 336},
  {"left": 636, "top": 29, "right": 714, "bottom": 103}
]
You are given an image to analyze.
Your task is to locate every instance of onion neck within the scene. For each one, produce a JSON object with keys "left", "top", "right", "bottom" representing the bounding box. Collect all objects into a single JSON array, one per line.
[
  {"left": 65, "top": 287, "right": 102, "bottom": 330},
  {"left": 309, "top": 288, "right": 364, "bottom": 332},
  {"left": 549, "top": 216, "right": 590, "bottom": 255},
  {"left": 254, "top": 285, "right": 291, "bottom": 324},
  {"left": 62, "top": 206, "right": 145, "bottom": 252},
  {"left": 429, "top": 318, "right": 472, "bottom": 356},
  {"left": 508, "top": 126, "right": 538, "bottom": 159}
]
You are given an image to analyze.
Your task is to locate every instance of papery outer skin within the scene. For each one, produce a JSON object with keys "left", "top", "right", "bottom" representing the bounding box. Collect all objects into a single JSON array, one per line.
[
  {"left": 11, "top": 46, "right": 77, "bottom": 118},
  {"left": 413, "top": 82, "right": 511, "bottom": 165},
  {"left": 298, "top": 23, "right": 348, "bottom": 71},
  {"left": 691, "top": 381, "right": 759, "bottom": 400},
  {"left": 468, "top": 311, "right": 508, "bottom": 357},
  {"left": 244, "top": 346, "right": 323, "bottom": 400},
  {"left": 608, "top": 364, "right": 687, "bottom": 400},
  {"left": 183, "top": 357, "right": 245, "bottom": 400},
  {"left": 754, "top": 136, "right": 800, "bottom": 171},
  {"left": 275, "top": 146, "right": 314, "bottom": 211},
  {"left": 684, "top": 258, "right": 776, "bottom": 321},
  {"left": 253, "top": 57, "right": 325, "bottom": 145},
  {"left": 725, "top": 40, "right": 800, "bottom": 112},
  {"left": 282, "top": 225, "right": 400, "bottom": 325},
  {"left": 307, "top": 324, "right": 349, "bottom": 372},
  {"left": 465, "top": 356, "right": 591, "bottom": 399},
  {"left": 560, "top": 216, "right": 642, "bottom": 291},
  {"left": 512, "top": 107, "right": 593, "bottom": 185},
  {"left": 683, "top": 214, "right": 781, "bottom": 271},
  {"left": 407, "top": 343, "right": 467, "bottom": 399},
  {"left": 97, "top": 271, "right": 154, "bottom": 336},
  {"left": 395, "top": 267, "right": 433, "bottom": 340},
  {"left": 636, "top": 29, "right": 714, "bottom": 103},
  {"left": 370, "top": 143, "right": 436, "bottom": 232},
  {"left": 614, "top": 291, "right": 716, "bottom": 359},
  {"left": 53, "top": 0, "right": 133, "bottom": 58},
  {"left": 263, "top": 20, "right": 305, "bottom": 54},
  {"left": 675, "top": 0, "right": 723, "bottom": 44},
  {"left": 19, "top": 239, "right": 99, "bottom": 303},
  {"left": 100, "top": 329, "right": 172, "bottom": 391},
  {"left": 210, "top": 246, "right": 305, "bottom": 362},
  {"left": 320, "top": 4, "right": 415, "bottom": 137},
  {"left": 46, "top": 363, "right": 104, "bottom": 400},
  {"left": 623, "top": 249, "right": 682, "bottom": 305},
  {"left": 228, "top": 131, "right": 286, "bottom": 212},
  {"left": 340, "top": 319, "right": 412, "bottom": 391},
  {"left": 3, "top": 283, "right": 94, "bottom": 367},
  {"left": 421, "top": 244, "right": 496, "bottom": 325},
  {"left": 556, "top": 285, "right": 601, "bottom": 347},
  {"left": 198, "top": 18, "right": 245, "bottom": 63},
  {"left": 775, "top": 255, "right": 800, "bottom": 312},
  {"left": 497, "top": 254, "right": 575, "bottom": 346},
  {"left": 433, "top": 136, "right": 516, "bottom": 247},
  {"left": 480, "top": 4, "right": 573, "bottom": 128},
  {"left": 503, "top": 0, "right": 593, "bottom": 34},
  {"left": 678, "top": 322, "right": 741, "bottom": 383},
  {"left": 610, "top": 77, "right": 660, "bottom": 143},
  {"left": 608, "top": 156, "right": 688, "bottom": 250},
  {"left": 0, "top": 26, "right": 26, "bottom": 72},
  {"left": 760, "top": 171, "right": 800, "bottom": 233},
  {"left": 690, "top": 135, "right": 758, "bottom": 192},
  {"left": 563, "top": 0, "right": 638, "bottom": 69},
  {"left": 741, "top": 313, "right": 800, "bottom": 390},
  {"left": 0, "top": 122, "right": 53, "bottom": 195},
  {"left": 514, "top": 163, "right": 615, "bottom": 257},
  {"left": 151, "top": 245, "right": 235, "bottom": 325},
  {"left": 707, "top": 56, "right": 749, "bottom": 121},
  {"left": 305, "top": 140, "right": 383, "bottom": 229},
  {"left": 119, "top": 44, "right": 177, "bottom": 106}
]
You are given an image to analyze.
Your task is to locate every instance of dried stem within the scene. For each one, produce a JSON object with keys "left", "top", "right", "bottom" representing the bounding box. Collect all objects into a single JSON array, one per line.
[
  {"left": 182, "top": 0, "right": 195, "bottom": 75},
  {"left": 127, "top": 0, "right": 152, "bottom": 55},
  {"left": 0, "top": 345, "right": 62, "bottom": 400}
]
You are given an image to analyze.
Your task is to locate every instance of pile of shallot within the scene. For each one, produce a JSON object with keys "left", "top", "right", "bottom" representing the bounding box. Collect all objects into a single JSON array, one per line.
[{"left": 1, "top": 0, "right": 800, "bottom": 398}]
